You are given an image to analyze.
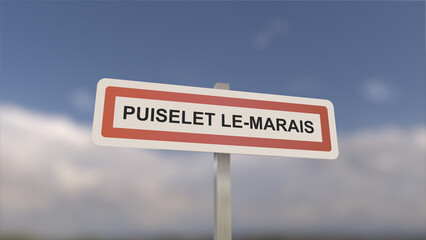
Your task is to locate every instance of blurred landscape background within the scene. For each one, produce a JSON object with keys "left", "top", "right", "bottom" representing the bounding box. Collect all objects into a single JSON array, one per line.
[{"left": 0, "top": 1, "right": 425, "bottom": 240}]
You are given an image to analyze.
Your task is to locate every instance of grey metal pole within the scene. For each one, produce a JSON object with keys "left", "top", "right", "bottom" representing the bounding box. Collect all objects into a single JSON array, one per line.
[{"left": 214, "top": 83, "right": 232, "bottom": 240}]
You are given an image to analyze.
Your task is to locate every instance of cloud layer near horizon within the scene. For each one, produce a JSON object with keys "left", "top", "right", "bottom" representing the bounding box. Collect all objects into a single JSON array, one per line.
[{"left": 0, "top": 105, "right": 425, "bottom": 238}]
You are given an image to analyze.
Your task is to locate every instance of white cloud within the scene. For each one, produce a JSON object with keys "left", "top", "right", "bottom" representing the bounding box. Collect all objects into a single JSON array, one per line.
[
  {"left": 252, "top": 18, "right": 289, "bottom": 50},
  {"left": 0, "top": 105, "right": 425, "bottom": 238},
  {"left": 69, "top": 88, "right": 95, "bottom": 112},
  {"left": 361, "top": 78, "right": 395, "bottom": 103}
]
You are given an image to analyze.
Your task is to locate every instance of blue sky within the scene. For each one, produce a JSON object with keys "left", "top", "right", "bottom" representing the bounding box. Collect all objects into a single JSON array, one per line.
[
  {"left": 1, "top": 1, "right": 424, "bottom": 132},
  {"left": 0, "top": 1, "right": 425, "bottom": 238}
]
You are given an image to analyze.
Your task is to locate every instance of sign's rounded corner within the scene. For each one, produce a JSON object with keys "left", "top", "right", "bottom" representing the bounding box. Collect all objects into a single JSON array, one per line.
[
  {"left": 98, "top": 78, "right": 113, "bottom": 87},
  {"left": 329, "top": 148, "right": 339, "bottom": 160},
  {"left": 91, "top": 132, "right": 104, "bottom": 146},
  {"left": 321, "top": 99, "right": 335, "bottom": 110}
]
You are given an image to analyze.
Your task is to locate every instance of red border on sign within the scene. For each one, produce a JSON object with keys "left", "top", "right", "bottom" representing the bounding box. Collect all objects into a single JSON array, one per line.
[{"left": 101, "top": 87, "right": 331, "bottom": 151}]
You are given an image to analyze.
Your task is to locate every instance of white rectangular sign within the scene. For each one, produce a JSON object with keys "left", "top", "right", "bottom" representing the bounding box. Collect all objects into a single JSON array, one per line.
[{"left": 92, "top": 78, "right": 338, "bottom": 159}]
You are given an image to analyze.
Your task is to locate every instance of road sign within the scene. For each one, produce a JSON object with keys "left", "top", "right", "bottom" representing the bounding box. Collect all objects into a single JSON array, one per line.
[{"left": 92, "top": 78, "right": 338, "bottom": 159}]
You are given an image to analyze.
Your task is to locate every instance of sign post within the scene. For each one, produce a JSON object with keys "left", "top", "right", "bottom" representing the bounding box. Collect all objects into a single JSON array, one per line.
[{"left": 213, "top": 83, "right": 232, "bottom": 240}]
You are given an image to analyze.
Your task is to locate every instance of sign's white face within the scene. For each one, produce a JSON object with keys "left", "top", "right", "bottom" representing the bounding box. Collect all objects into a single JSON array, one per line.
[{"left": 92, "top": 78, "right": 339, "bottom": 159}]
